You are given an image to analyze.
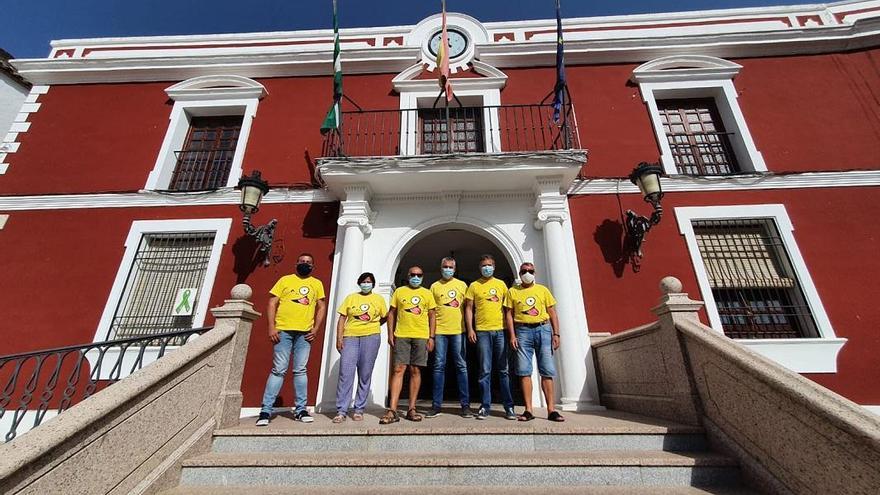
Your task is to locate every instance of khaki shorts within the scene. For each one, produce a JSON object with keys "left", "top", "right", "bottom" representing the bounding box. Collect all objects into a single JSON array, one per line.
[{"left": 393, "top": 337, "right": 429, "bottom": 367}]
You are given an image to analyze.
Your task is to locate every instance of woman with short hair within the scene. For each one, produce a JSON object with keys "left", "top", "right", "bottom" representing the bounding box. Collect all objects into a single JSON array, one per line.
[{"left": 333, "top": 272, "right": 387, "bottom": 423}]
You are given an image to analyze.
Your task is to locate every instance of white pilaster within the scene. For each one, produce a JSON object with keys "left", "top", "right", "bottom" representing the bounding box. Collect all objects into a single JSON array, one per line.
[{"left": 534, "top": 176, "right": 603, "bottom": 411}]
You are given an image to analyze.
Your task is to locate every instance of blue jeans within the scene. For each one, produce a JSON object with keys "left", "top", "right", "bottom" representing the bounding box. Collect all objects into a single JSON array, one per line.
[
  {"left": 514, "top": 322, "right": 557, "bottom": 377},
  {"left": 432, "top": 333, "right": 470, "bottom": 410},
  {"left": 260, "top": 331, "right": 311, "bottom": 414},
  {"left": 476, "top": 330, "right": 513, "bottom": 411}
]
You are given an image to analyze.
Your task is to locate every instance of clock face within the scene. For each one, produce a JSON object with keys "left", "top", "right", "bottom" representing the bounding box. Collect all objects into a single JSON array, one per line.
[{"left": 428, "top": 29, "right": 468, "bottom": 60}]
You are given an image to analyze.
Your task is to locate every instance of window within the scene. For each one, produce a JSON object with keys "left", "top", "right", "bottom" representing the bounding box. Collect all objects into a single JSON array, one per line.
[
  {"left": 676, "top": 205, "right": 845, "bottom": 373},
  {"left": 419, "top": 107, "right": 485, "bottom": 154},
  {"left": 658, "top": 99, "right": 739, "bottom": 176},
  {"left": 169, "top": 116, "right": 243, "bottom": 191}
]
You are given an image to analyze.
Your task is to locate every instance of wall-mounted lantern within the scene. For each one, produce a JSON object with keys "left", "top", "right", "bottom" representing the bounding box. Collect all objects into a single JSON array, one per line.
[
  {"left": 236, "top": 170, "right": 277, "bottom": 266},
  {"left": 625, "top": 162, "right": 664, "bottom": 259}
]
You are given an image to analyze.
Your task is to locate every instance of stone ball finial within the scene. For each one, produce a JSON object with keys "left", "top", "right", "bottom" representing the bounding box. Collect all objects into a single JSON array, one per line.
[
  {"left": 230, "top": 284, "right": 253, "bottom": 301},
  {"left": 659, "top": 276, "right": 683, "bottom": 295}
]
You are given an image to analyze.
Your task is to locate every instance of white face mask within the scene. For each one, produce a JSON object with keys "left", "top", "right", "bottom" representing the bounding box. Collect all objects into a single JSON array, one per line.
[{"left": 520, "top": 272, "right": 536, "bottom": 285}]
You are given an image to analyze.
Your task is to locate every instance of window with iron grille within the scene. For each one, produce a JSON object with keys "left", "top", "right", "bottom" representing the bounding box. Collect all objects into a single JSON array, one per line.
[
  {"left": 169, "top": 116, "right": 243, "bottom": 191},
  {"left": 658, "top": 99, "right": 739, "bottom": 176},
  {"left": 693, "top": 219, "right": 819, "bottom": 339},
  {"left": 108, "top": 232, "right": 215, "bottom": 340},
  {"left": 419, "top": 107, "right": 485, "bottom": 154}
]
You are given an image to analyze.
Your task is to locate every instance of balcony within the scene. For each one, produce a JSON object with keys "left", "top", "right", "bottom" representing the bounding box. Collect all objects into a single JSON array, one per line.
[{"left": 321, "top": 103, "right": 580, "bottom": 158}]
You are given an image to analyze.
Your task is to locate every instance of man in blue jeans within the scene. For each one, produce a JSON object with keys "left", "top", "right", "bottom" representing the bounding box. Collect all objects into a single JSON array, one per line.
[
  {"left": 256, "top": 253, "right": 327, "bottom": 426},
  {"left": 426, "top": 257, "right": 472, "bottom": 418},
  {"left": 465, "top": 254, "right": 516, "bottom": 420},
  {"left": 504, "top": 262, "right": 564, "bottom": 422}
]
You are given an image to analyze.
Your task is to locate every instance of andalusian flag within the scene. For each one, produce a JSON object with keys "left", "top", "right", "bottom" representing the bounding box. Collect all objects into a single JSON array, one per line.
[
  {"left": 551, "top": 0, "right": 567, "bottom": 124},
  {"left": 438, "top": 0, "right": 453, "bottom": 102},
  {"left": 320, "top": 0, "right": 342, "bottom": 134}
]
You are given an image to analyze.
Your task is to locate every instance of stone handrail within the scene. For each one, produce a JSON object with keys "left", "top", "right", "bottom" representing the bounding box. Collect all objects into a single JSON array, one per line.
[
  {"left": 0, "top": 284, "right": 259, "bottom": 495},
  {"left": 592, "top": 277, "right": 880, "bottom": 494}
]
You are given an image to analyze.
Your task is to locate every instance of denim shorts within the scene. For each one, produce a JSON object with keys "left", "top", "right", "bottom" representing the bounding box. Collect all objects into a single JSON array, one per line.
[{"left": 514, "top": 322, "right": 557, "bottom": 377}]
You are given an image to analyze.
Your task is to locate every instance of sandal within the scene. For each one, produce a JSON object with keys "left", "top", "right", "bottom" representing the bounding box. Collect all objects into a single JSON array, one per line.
[
  {"left": 405, "top": 408, "right": 423, "bottom": 422},
  {"left": 548, "top": 411, "right": 566, "bottom": 422},
  {"left": 517, "top": 410, "right": 535, "bottom": 422},
  {"left": 379, "top": 409, "right": 399, "bottom": 425},
  {"left": 352, "top": 413, "right": 364, "bottom": 421},
  {"left": 332, "top": 414, "right": 346, "bottom": 424}
]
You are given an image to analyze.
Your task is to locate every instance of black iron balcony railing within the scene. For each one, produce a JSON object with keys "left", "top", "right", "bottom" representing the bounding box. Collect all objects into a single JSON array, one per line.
[
  {"left": 169, "top": 148, "right": 236, "bottom": 191},
  {"left": 0, "top": 327, "right": 210, "bottom": 442},
  {"left": 322, "top": 103, "right": 580, "bottom": 158}
]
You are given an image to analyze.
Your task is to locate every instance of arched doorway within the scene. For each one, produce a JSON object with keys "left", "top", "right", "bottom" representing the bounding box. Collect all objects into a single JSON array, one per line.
[{"left": 392, "top": 227, "right": 523, "bottom": 407}]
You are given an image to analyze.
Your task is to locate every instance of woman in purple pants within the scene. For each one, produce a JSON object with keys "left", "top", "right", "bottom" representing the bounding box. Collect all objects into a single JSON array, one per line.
[{"left": 333, "top": 272, "right": 387, "bottom": 423}]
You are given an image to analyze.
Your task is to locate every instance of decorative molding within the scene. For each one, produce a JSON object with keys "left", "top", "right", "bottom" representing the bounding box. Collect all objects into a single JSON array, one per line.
[
  {"left": 391, "top": 60, "right": 508, "bottom": 92},
  {"left": 0, "top": 85, "right": 50, "bottom": 176},
  {"left": 337, "top": 184, "right": 374, "bottom": 235},
  {"left": 0, "top": 214, "right": 8, "bottom": 229},
  {"left": 0, "top": 187, "right": 334, "bottom": 211},
  {"left": 374, "top": 190, "right": 534, "bottom": 203},
  {"left": 534, "top": 175, "right": 569, "bottom": 229},
  {"left": 631, "top": 55, "right": 742, "bottom": 84},
  {"left": 568, "top": 170, "right": 880, "bottom": 195},
  {"left": 165, "top": 74, "right": 267, "bottom": 101}
]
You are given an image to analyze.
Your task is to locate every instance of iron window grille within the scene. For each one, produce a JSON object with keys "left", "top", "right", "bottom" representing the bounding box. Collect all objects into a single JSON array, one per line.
[
  {"left": 693, "top": 219, "right": 819, "bottom": 339},
  {"left": 658, "top": 99, "right": 739, "bottom": 176},
  {"left": 169, "top": 116, "right": 243, "bottom": 191},
  {"left": 107, "top": 232, "right": 215, "bottom": 340}
]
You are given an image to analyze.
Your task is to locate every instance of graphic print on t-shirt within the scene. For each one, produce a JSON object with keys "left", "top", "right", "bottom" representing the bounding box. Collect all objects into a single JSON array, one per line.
[
  {"left": 354, "top": 303, "right": 372, "bottom": 321},
  {"left": 486, "top": 288, "right": 500, "bottom": 302},
  {"left": 294, "top": 286, "right": 310, "bottom": 305},
  {"left": 522, "top": 296, "right": 540, "bottom": 316},
  {"left": 404, "top": 296, "right": 423, "bottom": 315},
  {"left": 444, "top": 289, "right": 460, "bottom": 308}
]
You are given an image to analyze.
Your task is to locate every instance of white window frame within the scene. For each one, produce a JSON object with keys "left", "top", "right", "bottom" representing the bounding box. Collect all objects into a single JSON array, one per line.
[
  {"left": 632, "top": 55, "right": 766, "bottom": 176},
  {"left": 88, "top": 218, "right": 232, "bottom": 378},
  {"left": 676, "top": 204, "right": 845, "bottom": 373},
  {"left": 144, "top": 75, "right": 266, "bottom": 191}
]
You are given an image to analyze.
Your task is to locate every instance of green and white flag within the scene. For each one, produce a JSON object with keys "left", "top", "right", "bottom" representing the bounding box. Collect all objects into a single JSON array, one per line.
[{"left": 320, "top": 0, "right": 342, "bottom": 134}]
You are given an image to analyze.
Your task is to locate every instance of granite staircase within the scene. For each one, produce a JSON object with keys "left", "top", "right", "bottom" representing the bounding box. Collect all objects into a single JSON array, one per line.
[{"left": 162, "top": 409, "right": 757, "bottom": 494}]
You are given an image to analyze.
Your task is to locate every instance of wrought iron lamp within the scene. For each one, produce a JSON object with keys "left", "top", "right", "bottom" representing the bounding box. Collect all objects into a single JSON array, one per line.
[
  {"left": 625, "top": 162, "right": 664, "bottom": 259},
  {"left": 236, "top": 170, "right": 277, "bottom": 265}
]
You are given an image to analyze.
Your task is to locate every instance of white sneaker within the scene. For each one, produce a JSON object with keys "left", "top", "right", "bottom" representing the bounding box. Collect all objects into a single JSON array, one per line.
[{"left": 255, "top": 412, "right": 270, "bottom": 426}]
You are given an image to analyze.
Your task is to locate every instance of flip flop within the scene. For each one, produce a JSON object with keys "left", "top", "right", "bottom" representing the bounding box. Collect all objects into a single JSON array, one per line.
[
  {"left": 332, "top": 414, "right": 346, "bottom": 423},
  {"left": 405, "top": 408, "right": 424, "bottom": 422},
  {"left": 548, "top": 411, "right": 566, "bottom": 422},
  {"left": 517, "top": 410, "right": 535, "bottom": 422},
  {"left": 352, "top": 413, "right": 364, "bottom": 421},
  {"left": 379, "top": 409, "right": 399, "bottom": 425}
]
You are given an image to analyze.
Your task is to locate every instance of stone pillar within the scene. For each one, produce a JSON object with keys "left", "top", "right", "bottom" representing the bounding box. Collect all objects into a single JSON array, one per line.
[
  {"left": 534, "top": 176, "right": 601, "bottom": 410},
  {"left": 209, "top": 284, "right": 261, "bottom": 428},
  {"left": 316, "top": 184, "right": 373, "bottom": 411}
]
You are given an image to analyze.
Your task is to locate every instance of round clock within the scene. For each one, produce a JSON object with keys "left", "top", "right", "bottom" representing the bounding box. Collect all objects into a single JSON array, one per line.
[{"left": 428, "top": 29, "right": 468, "bottom": 60}]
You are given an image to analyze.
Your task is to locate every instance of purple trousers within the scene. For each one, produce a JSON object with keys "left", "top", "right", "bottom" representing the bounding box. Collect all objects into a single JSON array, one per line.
[{"left": 335, "top": 334, "right": 382, "bottom": 415}]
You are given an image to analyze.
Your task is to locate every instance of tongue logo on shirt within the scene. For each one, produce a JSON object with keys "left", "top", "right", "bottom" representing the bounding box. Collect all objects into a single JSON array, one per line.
[
  {"left": 522, "top": 296, "right": 539, "bottom": 316},
  {"left": 444, "top": 289, "right": 460, "bottom": 308},
  {"left": 486, "top": 288, "right": 500, "bottom": 302},
  {"left": 294, "top": 286, "right": 310, "bottom": 305},
  {"left": 405, "top": 296, "right": 422, "bottom": 315},
  {"left": 356, "top": 303, "right": 371, "bottom": 321}
]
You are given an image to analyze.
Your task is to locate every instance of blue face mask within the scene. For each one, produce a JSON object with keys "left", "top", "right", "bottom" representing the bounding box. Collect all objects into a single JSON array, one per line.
[
  {"left": 441, "top": 267, "right": 455, "bottom": 279},
  {"left": 409, "top": 276, "right": 422, "bottom": 287},
  {"left": 480, "top": 265, "right": 495, "bottom": 278},
  {"left": 359, "top": 282, "right": 373, "bottom": 294}
]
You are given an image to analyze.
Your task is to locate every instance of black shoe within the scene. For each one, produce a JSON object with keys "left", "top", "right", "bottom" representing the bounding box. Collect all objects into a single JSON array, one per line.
[
  {"left": 425, "top": 408, "right": 442, "bottom": 418},
  {"left": 295, "top": 410, "right": 314, "bottom": 423},
  {"left": 504, "top": 407, "right": 517, "bottom": 420},
  {"left": 460, "top": 406, "right": 474, "bottom": 418},
  {"left": 475, "top": 407, "right": 489, "bottom": 420},
  {"left": 255, "top": 412, "right": 270, "bottom": 426}
]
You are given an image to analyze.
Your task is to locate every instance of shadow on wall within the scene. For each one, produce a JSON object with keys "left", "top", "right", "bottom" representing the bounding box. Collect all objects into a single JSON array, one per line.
[{"left": 594, "top": 219, "right": 628, "bottom": 278}]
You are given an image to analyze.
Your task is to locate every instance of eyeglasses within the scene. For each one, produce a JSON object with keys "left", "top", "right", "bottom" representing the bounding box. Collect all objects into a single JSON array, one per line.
[
  {"left": 519, "top": 269, "right": 535, "bottom": 274},
  {"left": 408, "top": 272, "right": 424, "bottom": 277}
]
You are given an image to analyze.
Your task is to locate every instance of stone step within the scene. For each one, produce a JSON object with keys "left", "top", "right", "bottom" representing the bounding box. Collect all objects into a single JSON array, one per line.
[
  {"left": 164, "top": 485, "right": 758, "bottom": 495},
  {"left": 179, "top": 451, "right": 741, "bottom": 488}
]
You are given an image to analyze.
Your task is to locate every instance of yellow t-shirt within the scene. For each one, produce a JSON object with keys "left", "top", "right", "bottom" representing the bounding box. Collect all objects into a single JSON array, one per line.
[
  {"left": 337, "top": 292, "right": 388, "bottom": 337},
  {"left": 270, "top": 275, "right": 325, "bottom": 331},
  {"left": 465, "top": 278, "right": 508, "bottom": 331},
  {"left": 430, "top": 278, "right": 467, "bottom": 335},
  {"left": 390, "top": 286, "right": 436, "bottom": 339},
  {"left": 504, "top": 283, "right": 557, "bottom": 324}
]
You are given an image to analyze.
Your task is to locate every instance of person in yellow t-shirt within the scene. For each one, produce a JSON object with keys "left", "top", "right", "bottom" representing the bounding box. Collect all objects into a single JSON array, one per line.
[
  {"left": 464, "top": 254, "right": 515, "bottom": 420},
  {"left": 256, "top": 253, "right": 326, "bottom": 427},
  {"left": 425, "top": 257, "right": 472, "bottom": 419},
  {"left": 504, "top": 262, "right": 564, "bottom": 423},
  {"left": 381, "top": 266, "right": 436, "bottom": 424},
  {"left": 332, "top": 272, "right": 387, "bottom": 423}
]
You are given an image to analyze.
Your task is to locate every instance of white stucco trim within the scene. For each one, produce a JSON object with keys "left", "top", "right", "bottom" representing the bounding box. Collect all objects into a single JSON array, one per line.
[
  {"left": 0, "top": 214, "right": 7, "bottom": 229},
  {"left": 144, "top": 76, "right": 266, "bottom": 191},
  {"left": 675, "top": 204, "right": 845, "bottom": 373},
  {"left": 633, "top": 56, "right": 766, "bottom": 176},
  {"left": 864, "top": 405, "right": 880, "bottom": 416},
  {"left": 0, "top": 85, "right": 50, "bottom": 176},
  {"left": 88, "top": 218, "right": 232, "bottom": 379}
]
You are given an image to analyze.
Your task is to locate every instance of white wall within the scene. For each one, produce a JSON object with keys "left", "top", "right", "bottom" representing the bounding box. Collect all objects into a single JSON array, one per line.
[{"left": 0, "top": 71, "right": 28, "bottom": 136}]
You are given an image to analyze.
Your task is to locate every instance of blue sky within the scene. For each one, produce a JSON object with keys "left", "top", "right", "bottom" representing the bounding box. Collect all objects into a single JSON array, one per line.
[{"left": 2, "top": 0, "right": 789, "bottom": 58}]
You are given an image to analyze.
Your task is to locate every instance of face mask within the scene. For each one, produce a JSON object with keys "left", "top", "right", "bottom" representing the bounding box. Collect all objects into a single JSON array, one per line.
[
  {"left": 296, "top": 263, "right": 313, "bottom": 277},
  {"left": 441, "top": 267, "right": 455, "bottom": 279},
  {"left": 409, "top": 276, "right": 422, "bottom": 287},
  {"left": 480, "top": 265, "right": 495, "bottom": 278},
  {"left": 520, "top": 272, "right": 536, "bottom": 285},
  {"left": 359, "top": 283, "right": 373, "bottom": 294}
]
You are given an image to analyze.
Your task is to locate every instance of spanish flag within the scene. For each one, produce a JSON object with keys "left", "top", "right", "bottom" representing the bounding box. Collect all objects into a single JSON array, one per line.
[{"left": 438, "top": 0, "right": 453, "bottom": 102}]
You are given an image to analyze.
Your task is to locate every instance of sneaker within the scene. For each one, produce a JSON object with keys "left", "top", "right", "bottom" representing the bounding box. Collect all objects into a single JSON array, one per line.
[
  {"left": 460, "top": 406, "right": 474, "bottom": 418},
  {"left": 425, "top": 408, "right": 442, "bottom": 418},
  {"left": 475, "top": 407, "right": 489, "bottom": 420},
  {"left": 504, "top": 407, "right": 517, "bottom": 420},
  {"left": 295, "top": 410, "right": 314, "bottom": 423},
  {"left": 255, "top": 412, "right": 270, "bottom": 427}
]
